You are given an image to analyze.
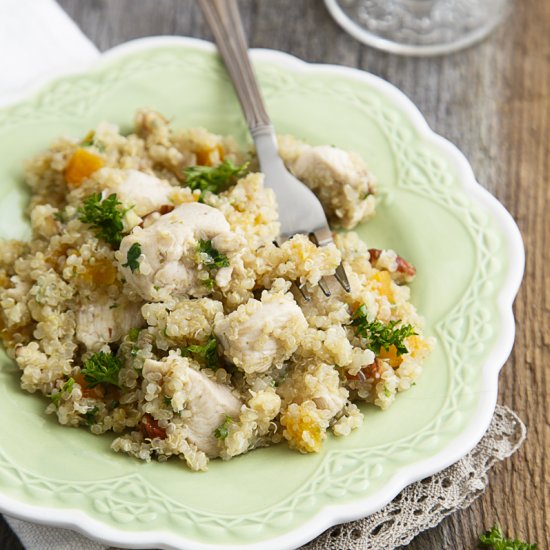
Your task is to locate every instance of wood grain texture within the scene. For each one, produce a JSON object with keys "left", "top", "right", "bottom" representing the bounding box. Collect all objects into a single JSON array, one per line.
[{"left": 2, "top": 1, "right": 548, "bottom": 548}]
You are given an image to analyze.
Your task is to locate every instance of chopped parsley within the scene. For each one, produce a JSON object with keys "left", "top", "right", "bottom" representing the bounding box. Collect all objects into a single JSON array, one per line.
[
  {"left": 163, "top": 396, "right": 172, "bottom": 406},
  {"left": 50, "top": 377, "right": 75, "bottom": 407},
  {"left": 80, "top": 131, "right": 106, "bottom": 152},
  {"left": 196, "top": 239, "right": 229, "bottom": 269},
  {"left": 85, "top": 406, "right": 99, "bottom": 426},
  {"left": 214, "top": 415, "right": 233, "bottom": 439},
  {"left": 383, "top": 386, "right": 391, "bottom": 398},
  {"left": 109, "top": 303, "right": 119, "bottom": 309},
  {"left": 80, "top": 131, "right": 95, "bottom": 147},
  {"left": 54, "top": 210, "right": 66, "bottom": 223},
  {"left": 351, "top": 304, "right": 416, "bottom": 355},
  {"left": 201, "top": 276, "right": 215, "bottom": 291},
  {"left": 184, "top": 159, "right": 248, "bottom": 197},
  {"left": 122, "top": 242, "right": 142, "bottom": 272},
  {"left": 110, "top": 400, "right": 120, "bottom": 409},
  {"left": 81, "top": 351, "right": 122, "bottom": 388},
  {"left": 78, "top": 193, "right": 127, "bottom": 248},
  {"left": 182, "top": 335, "right": 219, "bottom": 369},
  {"left": 479, "top": 525, "right": 537, "bottom": 550},
  {"left": 128, "top": 328, "right": 141, "bottom": 342}
]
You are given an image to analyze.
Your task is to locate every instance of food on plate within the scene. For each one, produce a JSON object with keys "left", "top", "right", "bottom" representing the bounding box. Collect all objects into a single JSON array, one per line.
[{"left": 0, "top": 110, "right": 432, "bottom": 471}]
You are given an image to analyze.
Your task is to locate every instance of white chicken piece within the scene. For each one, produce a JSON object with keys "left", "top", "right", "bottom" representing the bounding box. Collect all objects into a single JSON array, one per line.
[
  {"left": 104, "top": 169, "right": 175, "bottom": 217},
  {"left": 117, "top": 202, "right": 236, "bottom": 302},
  {"left": 215, "top": 289, "right": 308, "bottom": 374},
  {"left": 184, "top": 366, "right": 243, "bottom": 456},
  {"left": 76, "top": 295, "right": 144, "bottom": 351},
  {"left": 278, "top": 136, "right": 375, "bottom": 229},
  {"left": 143, "top": 356, "right": 242, "bottom": 457}
]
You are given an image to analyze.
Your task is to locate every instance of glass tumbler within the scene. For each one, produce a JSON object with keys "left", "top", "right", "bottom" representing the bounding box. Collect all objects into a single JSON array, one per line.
[{"left": 324, "top": 0, "right": 513, "bottom": 56}]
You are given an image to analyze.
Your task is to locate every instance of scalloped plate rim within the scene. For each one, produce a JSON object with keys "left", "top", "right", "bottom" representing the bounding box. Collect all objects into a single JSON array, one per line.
[{"left": 0, "top": 36, "right": 524, "bottom": 550}]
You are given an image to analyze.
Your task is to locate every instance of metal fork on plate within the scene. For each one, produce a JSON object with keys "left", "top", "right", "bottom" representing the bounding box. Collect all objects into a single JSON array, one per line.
[{"left": 198, "top": 0, "right": 350, "bottom": 297}]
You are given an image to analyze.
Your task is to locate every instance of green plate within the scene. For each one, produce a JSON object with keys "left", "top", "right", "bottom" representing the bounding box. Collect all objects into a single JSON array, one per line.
[{"left": 0, "top": 38, "right": 524, "bottom": 550}]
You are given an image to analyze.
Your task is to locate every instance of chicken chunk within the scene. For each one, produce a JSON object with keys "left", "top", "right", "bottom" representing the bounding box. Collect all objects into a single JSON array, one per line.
[
  {"left": 278, "top": 135, "right": 375, "bottom": 229},
  {"left": 215, "top": 288, "right": 308, "bottom": 374},
  {"left": 184, "top": 366, "right": 243, "bottom": 456},
  {"left": 117, "top": 202, "right": 236, "bottom": 301},
  {"left": 76, "top": 295, "right": 144, "bottom": 351},
  {"left": 103, "top": 168, "right": 175, "bottom": 217},
  {"left": 143, "top": 356, "right": 242, "bottom": 457}
]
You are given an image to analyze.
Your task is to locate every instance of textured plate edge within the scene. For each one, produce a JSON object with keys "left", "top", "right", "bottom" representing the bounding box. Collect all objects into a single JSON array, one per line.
[{"left": 0, "top": 36, "right": 525, "bottom": 550}]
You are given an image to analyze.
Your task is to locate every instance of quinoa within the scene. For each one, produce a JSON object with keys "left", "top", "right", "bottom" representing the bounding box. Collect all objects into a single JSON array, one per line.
[{"left": 0, "top": 109, "right": 433, "bottom": 471}]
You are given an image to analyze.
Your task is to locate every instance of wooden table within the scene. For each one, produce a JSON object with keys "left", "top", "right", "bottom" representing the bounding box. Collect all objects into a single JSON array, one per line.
[{"left": 1, "top": 1, "right": 548, "bottom": 548}]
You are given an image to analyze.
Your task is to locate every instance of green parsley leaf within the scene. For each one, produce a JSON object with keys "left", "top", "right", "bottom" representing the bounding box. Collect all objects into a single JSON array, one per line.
[
  {"left": 85, "top": 406, "right": 99, "bottom": 426},
  {"left": 50, "top": 377, "right": 75, "bottom": 407},
  {"left": 182, "top": 335, "right": 219, "bottom": 369},
  {"left": 128, "top": 327, "right": 141, "bottom": 342},
  {"left": 196, "top": 239, "right": 230, "bottom": 269},
  {"left": 80, "top": 131, "right": 106, "bottom": 152},
  {"left": 81, "top": 351, "right": 122, "bottom": 388},
  {"left": 351, "top": 304, "right": 416, "bottom": 355},
  {"left": 110, "top": 400, "right": 120, "bottom": 409},
  {"left": 184, "top": 159, "right": 248, "bottom": 197},
  {"left": 383, "top": 386, "right": 391, "bottom": 398},
  {"left": 78, "top": 193, "right": 127, "bottom": 248},
  {"left": 163, "top": 396, "right": 172, "bottom": 406},
  {"left": 122, "top": 242, "right": 142, "bottom": 272},
  {"left": 201, "top": 276, "right": 215, "bottom": 291},
  {"left": 64, "top": 377, "right": 75, "bottom": 395},
  {"left": 479, "top": 525, "right": 537, "bottom": 550},
  {"left": 80, "top": 131, "right": 95, "bottom": 147},
  {"left": 214, "top": 415, "right": 233, "bottom": 439},
  {"left": 54, "top": 210, "right": 66, "bottom": 223}
]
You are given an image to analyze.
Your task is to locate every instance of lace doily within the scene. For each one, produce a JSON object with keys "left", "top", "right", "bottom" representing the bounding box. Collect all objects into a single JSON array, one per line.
[{"left": 302, "top": 405, "right": 526, "bottom": 550}]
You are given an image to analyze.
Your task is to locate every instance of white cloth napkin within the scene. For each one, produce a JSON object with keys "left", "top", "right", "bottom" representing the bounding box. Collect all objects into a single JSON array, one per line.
[
  {"left": 0, "top": 0, "right": 98, "bottom": 106},
  {"left": 0, "top": 0, "right": 104, "bottom": 547}
]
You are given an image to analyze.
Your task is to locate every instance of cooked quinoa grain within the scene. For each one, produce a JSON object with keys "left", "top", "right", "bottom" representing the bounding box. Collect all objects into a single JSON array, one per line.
[{"left": 0, "top": 109, "right": 432, "bottom": 471}]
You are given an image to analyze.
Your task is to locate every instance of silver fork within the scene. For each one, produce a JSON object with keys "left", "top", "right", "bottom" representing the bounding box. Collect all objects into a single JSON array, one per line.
[{"left": 198, "top": 0, "right": 350, "bottom": 297}]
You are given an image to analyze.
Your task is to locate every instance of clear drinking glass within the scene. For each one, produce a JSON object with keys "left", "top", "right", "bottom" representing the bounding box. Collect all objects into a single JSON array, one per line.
[{"left": 324, "top": 0, "right": 513, "bottom": 56}]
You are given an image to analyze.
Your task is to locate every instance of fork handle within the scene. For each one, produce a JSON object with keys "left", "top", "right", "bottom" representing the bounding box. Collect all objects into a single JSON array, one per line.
[{"left": 198, "top": 0, "right": 272, "bottom": 133}]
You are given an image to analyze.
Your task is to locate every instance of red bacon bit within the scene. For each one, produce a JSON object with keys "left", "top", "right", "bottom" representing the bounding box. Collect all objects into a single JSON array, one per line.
[
  {"left": 368, "top": 248, "right": 382, "bottom": 262},
  {"left": 346, "top": 359, "right": 383, "bottom": 382},
  {"left": 141, "top": 413, "right": 167, "bottom": 440},
  {"left": 395, "top": 255, "right": 416, "bottom": 279}
]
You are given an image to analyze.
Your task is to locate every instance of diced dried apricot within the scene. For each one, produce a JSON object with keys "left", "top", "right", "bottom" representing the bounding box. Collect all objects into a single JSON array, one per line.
[
  {"left": 74, "top": 373, "right": 104, "bottom": 399},
  {"left": 195, "top": 144, "right": 224, "bottom": 166},
  {"left": 379, "top": 344, "right": 403, "bottom": 367},
  {"left": 369, "top": 271, "right": 394, "bottom": 302},
  {"left": 64, "top": 148, "right": 105, "bottom": 188},
  {"left": 281, "top": 403, "right": 324, "bottom": 453},
  {"left": 81, "top": 258, "right": 117, "bottom": 287}
]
